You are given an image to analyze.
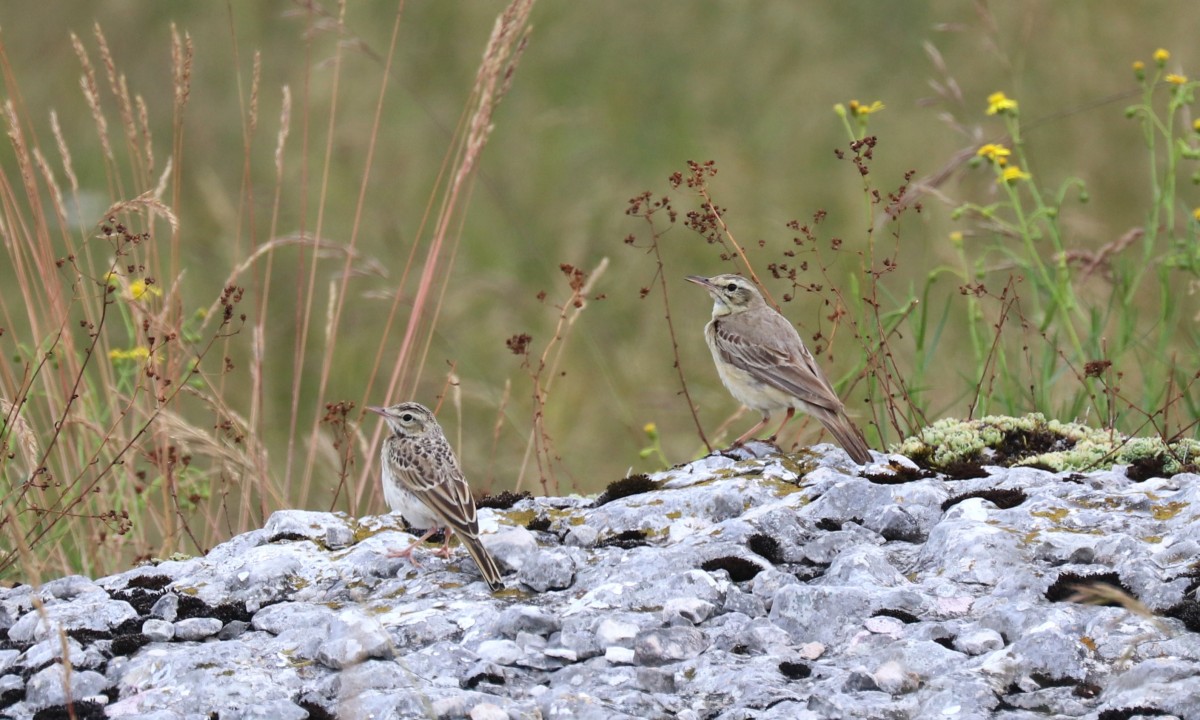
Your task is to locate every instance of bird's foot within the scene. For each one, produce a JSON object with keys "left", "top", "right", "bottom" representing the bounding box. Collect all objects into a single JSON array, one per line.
[{"left": 385, "top": 543, "right": 422, "bottom": 566}]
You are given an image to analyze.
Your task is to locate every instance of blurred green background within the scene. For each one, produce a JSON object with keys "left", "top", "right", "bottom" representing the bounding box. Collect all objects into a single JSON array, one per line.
[{"left": 1, "top": 1, "right": 1196, "bottom": 514}]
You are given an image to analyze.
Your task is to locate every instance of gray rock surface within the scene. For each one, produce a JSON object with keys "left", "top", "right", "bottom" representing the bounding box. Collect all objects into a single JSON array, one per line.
[{"left": 1, "top": 443, "right": 1199, "bottom": 718}]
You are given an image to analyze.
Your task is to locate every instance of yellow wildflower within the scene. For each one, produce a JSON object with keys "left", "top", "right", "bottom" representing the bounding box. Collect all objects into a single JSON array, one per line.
[
  {"left": 1132, "top": 60, "right": 1146, "bottom": 81},
  {"left": 643, "top": 422, "right": 658, "bottom": 436},
  {"left": 109, "top": 347, "right": 151, "bottom": 362},
  {"left": 1193, "top": 119, "right": 1200, "bottom": 133},
  {"left": 126, "top": 279, "right": 162, "bottom": 301},
  {"left": 999, "top": 166, "right": 1031, "bottom": 184},
  {"left": 986, "top": 91, "right": 1019, "bottom": 116},
  {"left": 848, "top": 99, "right": 885, "bottom": 117},
  {"left": 1193, "top": 208, "right": 1200, "bottom": 222},
  {"left": 976, "top": 143, "right": 1012, "bottom": 164},
  {"left": 1154, "top": 48, "right": 1170, "bottom": 66},
  {"left": 949, "top": 231, "right": 964, "bottom": 248},
  {"left": 1166, "top": 73, "right": 1188, "bottom": 85}
]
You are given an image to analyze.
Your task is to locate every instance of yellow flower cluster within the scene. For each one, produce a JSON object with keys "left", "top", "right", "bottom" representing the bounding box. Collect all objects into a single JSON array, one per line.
[
  {"left": 833, "top": 99, "right": 885, "bottom": 120},
  {"left": 127, "top": 279, "right": 163, "bottom": 301},
  {"left": 999, "top": 166, "right": 1031, "bottom": 184},
  {"left": 847, "top": 99, "right": 885, "bottom": 117},
  {"left": 976, "top": 143, "right": 1011, "bottom": 165},
  {"left": 986, "top": 91, "right": 1018, "bottom": 116}
]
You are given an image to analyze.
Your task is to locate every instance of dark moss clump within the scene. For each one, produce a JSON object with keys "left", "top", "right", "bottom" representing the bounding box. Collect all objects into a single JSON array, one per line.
[
  {"left": 1073, "top": 682, "right": 1102, "bottom": 698},
  {"left": 872, "top": 608, "right": 920, "bottom": 624},
  {"left": 993, "top": 425, "right": 1070, "bottom": 464},
  {"left": 941, "top": 488, "right": 1028, "bottom": 512},
  {"left": 778, "top": 661, "right": 811, "bottom": 680},
  {"left": 701, "top": 556, "right": 763, "bottom": 582},
  {"left": 110, "top": 633, "right": 151, "bottom": 656},
  {"left": 594, "top": 474, "right": 660, "bottom": 506},
  {"left": 175, "top": 594, "right": 216, "bottom": 620},
  {"left": 814, "top": 517, "right": 861, "bottom": 532},
  {"left": 478, "top": 490, "right": 532, "bottom": 510},
  {"left": 931, "top": 635, "right": 956, "bottom": 650},
  {"left": 462, "top": 670, "right": 506, "bottom": 689},
  {"left": 1126, "top": 453, "right": 1170, "bottom": 482},
  {"left": 124, "top": 574, "right": 172, "bottom": 591},
  {"left": 525, "top": 516, "right": 552, "bottom": 532},
  {"left": 1029, "top": 673, "right": 1079, "bottom": 688},
  {"left": 65, "top": 628, "right": 110, "bottom": 645},
  {"left": 268, "top": 531, "right": 310, "bottom": 544},
  {"left": 863, "top": 463, "right": 935, "bottom": 485},
  {"left": 1097, "top": 708, "right": 1169, "bottom": 720},
  {"left": 110, "top": 585, "right": 164, "bottom": 616},
  {"left": 747, "top": 533, "right": 783, "bottom": 564},
  {"left": 211, "top": 601, "right": 253, "bottom": 624},
  {"left": 1162, "top": 597, "right": 1200, "bottom": 633},
  {"left": 905, "top": 445, "right": 987, "bottom": 479},
  {"left": 1045, "top": 571, "right": 1131, "bottom": 604},
  {"left": 0, "top": 686, "right": 23, "bottom": 709},
  {"left": 731, "top": 644, "right": 750, "bottom": 655},
  {"left": 31, "top": 700, "right": 108, "bottom": 720},
  {"left": 939, "top": 460, "right": 991, "bottom": 480},
  {"left": 111, "top": 616, "right": 144, "bottom": 637},
  {"left": 1179, "top": 570, "right": 1200, "bottom": 597},
  {"left": 597, "top": 529, "right": 648, "bottom": 549},
  {"left": 297, "top": 701, "right": 338, "bottom": 720}
]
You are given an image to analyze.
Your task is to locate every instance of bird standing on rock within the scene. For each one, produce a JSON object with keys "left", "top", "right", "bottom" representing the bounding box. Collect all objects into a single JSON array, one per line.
[
  {"left": 368, "top": 402, "right": 504, "bottom": 591},
  {"left": 686, "top": 274, "right": 873, "bottom": 464}
]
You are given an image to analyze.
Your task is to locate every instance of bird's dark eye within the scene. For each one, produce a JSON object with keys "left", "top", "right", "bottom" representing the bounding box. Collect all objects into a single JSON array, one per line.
[
  {"left": 726, "top": 283, "right": 738, "bottom": 292},
  {"left": 401, "top": 413, "right": 414, "bottom": 422}
]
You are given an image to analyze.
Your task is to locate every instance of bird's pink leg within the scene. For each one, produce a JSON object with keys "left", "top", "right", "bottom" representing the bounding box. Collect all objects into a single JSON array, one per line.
[
  {"left": 435, "top": 528, "right": 455, "bottom": 559},
  {"left": 386, "top": 527, "right": 440, "bottom": 565},
  {"left": 734, "top": 413, "right": 774, "bottom": 446},
  {"left": 766, "top": 408, "right": 796, "bottom": 442}
]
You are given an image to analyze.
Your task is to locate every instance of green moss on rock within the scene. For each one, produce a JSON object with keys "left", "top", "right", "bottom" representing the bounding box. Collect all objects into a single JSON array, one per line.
[{"left": 893, "top": 413, "right": 1200, "bottom": 475}]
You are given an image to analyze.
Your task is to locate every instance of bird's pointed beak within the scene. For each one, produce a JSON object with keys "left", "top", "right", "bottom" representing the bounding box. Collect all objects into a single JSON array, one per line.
[
  {"left": 685, "top": 275, "right": 713, "bottom": 289},
  {"left": 367, "top": 406, "right": 386, "bottom": 417}
]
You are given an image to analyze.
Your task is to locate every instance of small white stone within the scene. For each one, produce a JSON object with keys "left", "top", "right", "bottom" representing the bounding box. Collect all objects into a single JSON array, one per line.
[
  {"left": 863, "top": 616, "right": 905, "bottom": 638},
  {"left": 141, "top": 619, "right": 174, "bottom": 642},
  {"left": 468, "top": 702, "right": 509, "bottom": 720},
  {"left": 797, "top": 642, "right": 826, "bottom": 660},
  {"left": 604, "top": 646, "right": 636, "bottom": 664},
  {"left": 873, "top": 660, "right": 920, "bottom": 694},
  {"left": 476, "top": 639, "right": 522, "bottom": 666},
  {"left": 596, "top": 618, "right": 638, "bottom": 646},
  {"left": 544, "top": 647, "right": 577, "bottom": 661},
  {"left": 954, "top": 628, "right": 1004, "bottom": 655}
]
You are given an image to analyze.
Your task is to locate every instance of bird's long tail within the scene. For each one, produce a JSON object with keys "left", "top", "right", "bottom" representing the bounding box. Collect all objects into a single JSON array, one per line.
[
  {"left": 819, "top": 410, "right": 873, "bottom": 465},
  {"left": 458, "top": 532, "right": 504, "bottom": 591}
]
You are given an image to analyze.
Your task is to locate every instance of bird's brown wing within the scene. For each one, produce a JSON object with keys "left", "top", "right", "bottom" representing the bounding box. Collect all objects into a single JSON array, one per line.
[
  {"left": 390, "top": 441, "right": 481, "bottom": 536},
  {"left": 711, "top": 309, "right": 844, "bottom": 413}
]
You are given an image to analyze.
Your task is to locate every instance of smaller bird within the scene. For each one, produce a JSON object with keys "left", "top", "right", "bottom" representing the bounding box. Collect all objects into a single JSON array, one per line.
[
  {"left": 686, "top": 274, "right": 873, "bottom": 464},
  {"left": 368, "top": 402, "right": 503, "bottom": 591}
]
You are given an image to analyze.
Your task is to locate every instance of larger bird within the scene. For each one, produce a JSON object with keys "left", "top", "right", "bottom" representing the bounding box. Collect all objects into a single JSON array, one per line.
[
  {"left": 686, "top": 274, "right": 873, "bottom": 464},
  {"left": 368, "top": 402, "right": 504, "bottom": 591}
]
